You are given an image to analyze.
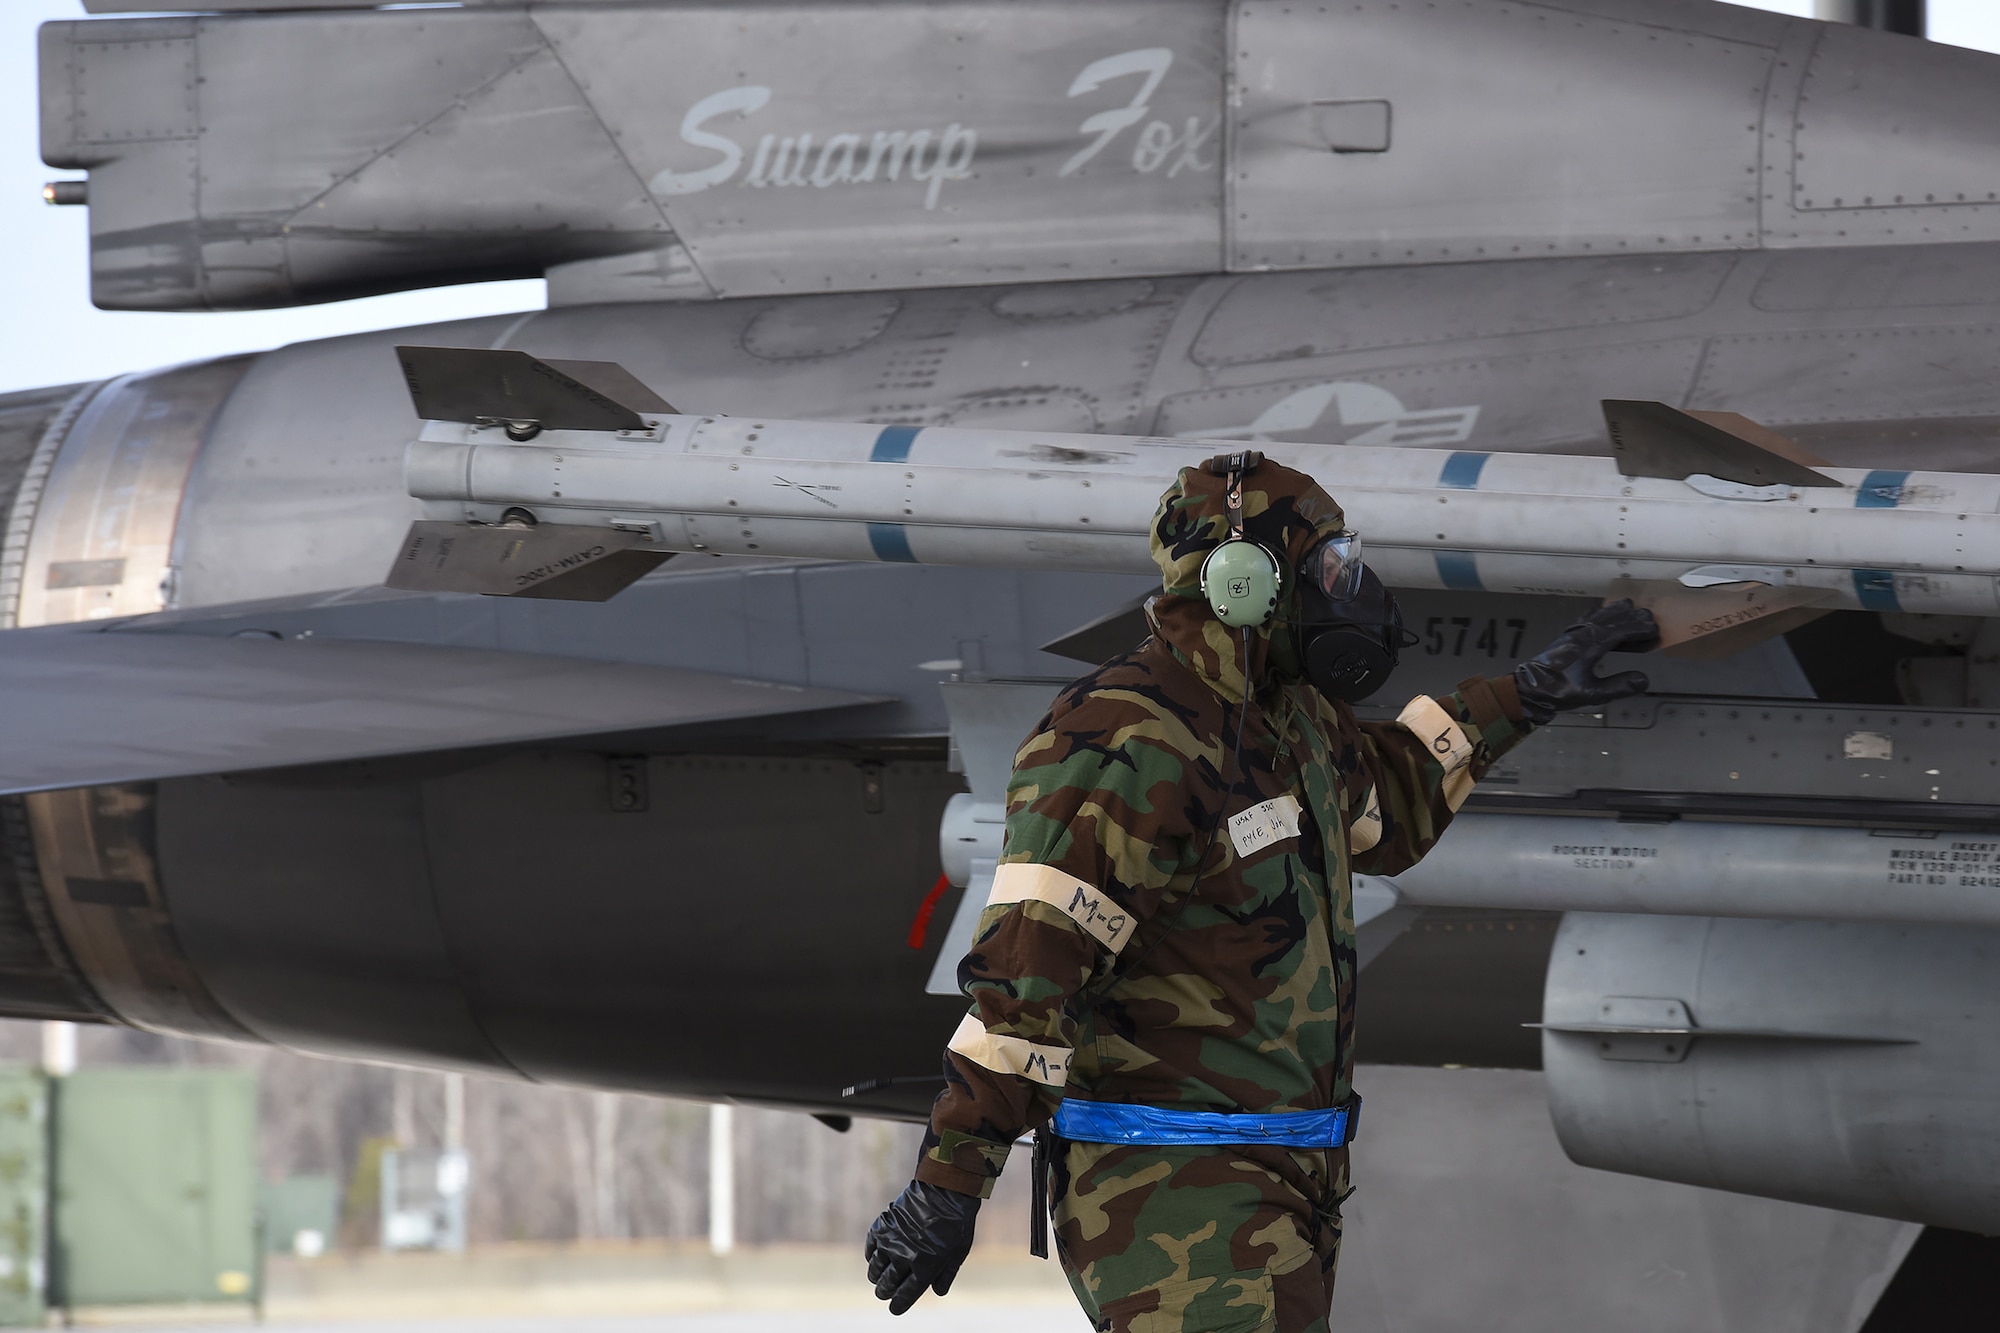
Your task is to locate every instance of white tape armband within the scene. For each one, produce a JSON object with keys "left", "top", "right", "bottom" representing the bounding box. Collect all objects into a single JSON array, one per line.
[
  {"left": 1397, "top": 695, "right": 1478, "bottom": 813},
  {"left": 1229, "top": 794, "right": 1303, "bottom": 860},
  {"left": 1349, "top": 785, "right": 1383, "bottom": 854},
  {"left": 947, "top": 1012, "right": 1071, "bottom": 1087},
  {"left": 987, "top": 863, "right": 1137, "bottom": 954}
]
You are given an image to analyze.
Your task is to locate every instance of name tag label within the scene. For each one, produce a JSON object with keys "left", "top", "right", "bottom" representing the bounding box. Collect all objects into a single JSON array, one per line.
[
  {"left": 1229, "top": 793, "right": 1303, "bottom": 859},
  {"left": 1396, "top": 695, "right": 1479, "bottom": 812},
  {"left": 987, "top": 863, "right": 1135, "bottom": 952},
  {"left": 1396, "top": 695, "right": 1475, "bottom": 773},
  {"left": 947, "top": 1013, "right": 1070, "bottom": 1087}
]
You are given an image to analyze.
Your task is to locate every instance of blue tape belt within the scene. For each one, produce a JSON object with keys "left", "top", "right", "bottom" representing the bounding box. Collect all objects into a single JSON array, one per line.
[{"left": 1051, "top": 1097, "right": 1358, "bottom": 1148}]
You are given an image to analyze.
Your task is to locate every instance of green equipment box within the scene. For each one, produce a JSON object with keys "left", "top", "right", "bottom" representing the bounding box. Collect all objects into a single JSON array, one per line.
[
  {"left": 51, "top": 1067, "right": 258, "bottom": 1308},
  {"left": 261, "top": 1174, "right": 337, "bottom": 1255}
]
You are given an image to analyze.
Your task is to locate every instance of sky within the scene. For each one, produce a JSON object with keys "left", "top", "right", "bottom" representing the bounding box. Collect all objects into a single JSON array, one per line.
[{"left": 2, "top": 0, "right": 1999, "bottom": 396}]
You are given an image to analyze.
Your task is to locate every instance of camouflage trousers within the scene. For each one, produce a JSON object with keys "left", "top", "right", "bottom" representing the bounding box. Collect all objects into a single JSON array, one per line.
[{"left": 1049, "top": 1139, "right": 1349, "bottom": 1333}]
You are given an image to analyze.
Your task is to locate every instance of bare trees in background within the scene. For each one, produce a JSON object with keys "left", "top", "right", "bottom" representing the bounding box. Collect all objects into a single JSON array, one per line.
[{"left": 0, "top": 1018, "right": 942, "bottom": 1249}]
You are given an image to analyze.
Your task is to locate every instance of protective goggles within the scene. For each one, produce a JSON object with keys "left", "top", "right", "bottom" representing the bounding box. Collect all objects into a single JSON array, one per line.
[{"left": 1300, "top": 529, "right": 1364, "bottom": 603}]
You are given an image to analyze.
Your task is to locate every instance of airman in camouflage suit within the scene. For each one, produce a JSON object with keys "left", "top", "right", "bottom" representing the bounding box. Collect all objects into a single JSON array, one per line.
[{"left": 868, "top": 456, "right": 1649, "bottom": 1332}]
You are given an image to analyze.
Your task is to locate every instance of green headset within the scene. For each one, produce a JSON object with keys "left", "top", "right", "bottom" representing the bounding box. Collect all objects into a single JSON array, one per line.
[{"left": 1197, "top": 451, "right": 1287, "bottom": 628}]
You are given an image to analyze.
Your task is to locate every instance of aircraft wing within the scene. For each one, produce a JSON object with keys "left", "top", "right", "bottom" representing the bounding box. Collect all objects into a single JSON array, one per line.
[{"left": 0, "top": 622, "right": 879, "bottom": 795}]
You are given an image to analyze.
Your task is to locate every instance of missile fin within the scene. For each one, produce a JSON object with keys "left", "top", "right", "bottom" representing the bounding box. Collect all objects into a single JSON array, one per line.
[
  {"left": 385, "top": 520, "right": 671, "bottom": 601},
  {"left": 1601, "top": 400, "right": 1839, "bottom": 488},
  {"left": 1609, "top": 577, "right": 1835, "bottom": 659},
  {"left": 1680, "top": 409, "right": 1832, "bottom": 469},
  {"left": 395, "top": 346, "right": 658, "bottom": 431},
  {"left": 1040, "top": 593, "right": 1153, "bottom": 665},
  {"left": 540, "top": 357, "right": 677, "bottom": 415}
]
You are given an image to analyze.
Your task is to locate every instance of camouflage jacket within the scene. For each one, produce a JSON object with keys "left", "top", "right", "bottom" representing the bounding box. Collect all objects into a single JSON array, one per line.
[{"left": 916, "top": 459, "right": 1532, "bottom": 1198}]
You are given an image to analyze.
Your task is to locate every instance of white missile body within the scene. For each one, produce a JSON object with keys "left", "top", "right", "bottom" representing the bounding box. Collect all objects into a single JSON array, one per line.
[{"left": 405, "top": 412, "right": 2000, "bottom": 616}]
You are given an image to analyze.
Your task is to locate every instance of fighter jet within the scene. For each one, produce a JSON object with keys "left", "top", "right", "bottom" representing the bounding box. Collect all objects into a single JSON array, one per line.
[{"left": 4, "top": 0, "right": 1995, "bottom": 1324}]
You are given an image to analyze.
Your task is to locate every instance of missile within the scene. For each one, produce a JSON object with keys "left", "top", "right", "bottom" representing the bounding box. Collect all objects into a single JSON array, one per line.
[
  {"left": 389, "top": 348, "right": 2000, "bottom": 628},
  {"left": 1379, "top": 814, "right": 2000, "bottom": 930},
  {"left": 947, "top": 803, "right": 2000, "bottom": 930}
]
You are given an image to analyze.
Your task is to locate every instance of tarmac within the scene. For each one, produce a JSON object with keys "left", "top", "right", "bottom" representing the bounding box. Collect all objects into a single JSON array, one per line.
[
  {"left": 92, "top": 1315, "right": 1089, "bottom": 1333},
  {"left": 64, "top": 1240, "right": 1088, "bottom": 1331},
  {"left": 64, "top": 1067, "right": 1919, "bottom": 1332}
]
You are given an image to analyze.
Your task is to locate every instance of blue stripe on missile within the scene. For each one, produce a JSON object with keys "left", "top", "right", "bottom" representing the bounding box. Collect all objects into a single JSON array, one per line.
[
  {"left": 867, "top": 522, "right": 918, "bottom": 563},
  {"left": 1435, "top": 551, "right": 1483, "bottom": 590},
  {"left": 870, "top": 425, "right": 922, "bottom": 463},
  {"left": 1855, "top": 470, "right": 1910, "bottom": 509},
  {"left": 1439, "top": 452, "right": 1490, "bottom": 490},
  {"left": 1853, "top": 569, "right": 1900, "bottom": 611}
]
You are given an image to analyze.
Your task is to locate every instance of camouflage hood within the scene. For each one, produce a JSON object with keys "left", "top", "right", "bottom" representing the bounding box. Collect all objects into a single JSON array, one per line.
[{"left": 1146, "top": 456, "right": 1348, "bottom": 703}]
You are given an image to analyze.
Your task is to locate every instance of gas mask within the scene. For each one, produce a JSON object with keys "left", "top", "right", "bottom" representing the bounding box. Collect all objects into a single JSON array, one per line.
[{"left": 1291, "top": 530, "right": 1412, "bottom": 702}]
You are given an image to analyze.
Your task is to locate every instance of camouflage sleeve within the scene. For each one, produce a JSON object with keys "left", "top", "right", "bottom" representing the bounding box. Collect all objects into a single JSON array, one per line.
[
  {"left": 1345, "top": 673, "right": 1531, "bottom": 878},
  {"left": 913, "top": 691, "right": 1205, "bottom": 1197}
]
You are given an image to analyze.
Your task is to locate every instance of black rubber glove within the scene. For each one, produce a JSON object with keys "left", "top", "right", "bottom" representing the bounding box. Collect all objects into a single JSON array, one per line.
[
  {"left": 865, "top": 1179, "right": 981, "bottom": 1315},
  {"left": 1513, "top": 600, "right": 1660, "bottom": 726}
]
